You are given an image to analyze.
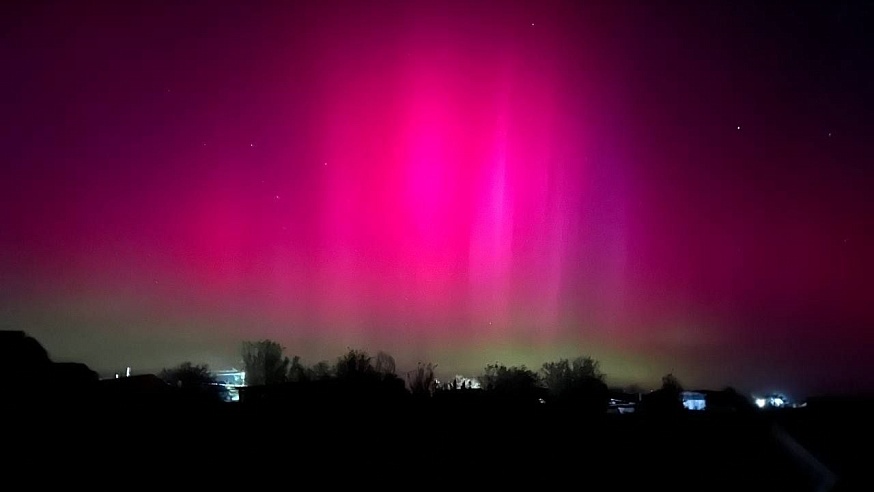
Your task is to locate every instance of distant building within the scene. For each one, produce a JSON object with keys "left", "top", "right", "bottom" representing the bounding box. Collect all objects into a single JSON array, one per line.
[
  {"left": 214, "top": 369, "right": 246, "bottom": 386},
  {"left": 213, "top": 369, "right": 246, "bottom": 402},
  {"left": 753, "top": 393, "right": 793, "bottom": 409},
  {"left": 436, "top": 375, "right": 481, "bottom": 390},
  {"left": 608, "top": 398, "right": 637, "bottom": 414},
  {"left": 607, "top": 388, "right": 640, "bottom": 414},
  {"left": 682, "top": 391, "right": 707, "bottom": 411}
]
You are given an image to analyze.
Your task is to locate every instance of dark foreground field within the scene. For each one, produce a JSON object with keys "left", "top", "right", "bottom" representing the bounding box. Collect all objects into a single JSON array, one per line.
[{"left": 8, "top": 397, "right": 870, "bottom": 491}]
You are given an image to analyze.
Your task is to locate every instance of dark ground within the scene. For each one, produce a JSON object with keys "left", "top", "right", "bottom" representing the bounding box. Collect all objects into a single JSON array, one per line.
[
  {"left": 6, "top": 331, "right": 865, "bottom": 489},
  {"left": 9, "top": 397, "right": 868, "bottom": 491}
]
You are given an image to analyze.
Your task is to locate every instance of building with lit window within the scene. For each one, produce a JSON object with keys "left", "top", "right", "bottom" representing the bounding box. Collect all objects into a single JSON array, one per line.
[
  {"left": 213, "top": 369, "right": 246, "bottom": 401},
  {"left": 681, "top": 391, "right": 707, "bottom": 411}
]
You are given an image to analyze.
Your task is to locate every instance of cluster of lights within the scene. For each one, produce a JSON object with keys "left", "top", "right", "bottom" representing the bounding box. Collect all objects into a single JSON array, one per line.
[
  {"left": 113, "top": 366, "right": 132, "bottom": 379},
  {"left": 436, "top": 375, "right": 481, "bottom": 389},
  {"left": 212, "top": 369, "right": 246, "bottom": 402},
  {"left": 453, "top": 375, "right": 481, "bottom": 389},
  {"left": 754, "top": 394, "right": 788, "bottom": 409}
]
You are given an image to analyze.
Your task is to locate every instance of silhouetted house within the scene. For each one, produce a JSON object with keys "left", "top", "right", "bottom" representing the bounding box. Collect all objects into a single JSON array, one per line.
[
  {"left": 1, "top": 330, "right": 99, "bottom": 404},
  {"left": 1, "top": 330, "right": 53, "bottom": 385},
  {"left": 47, "top": 362, "right": 99, "bottom": 400}
]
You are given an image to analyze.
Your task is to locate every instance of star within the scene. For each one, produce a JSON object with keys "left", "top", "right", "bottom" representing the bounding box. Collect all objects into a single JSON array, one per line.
[
  {"left": 250, "top": 143, "right": 255, "bottom": 147},
  {"left": 736, "top": 125, "right": 741, "bottom": 130},
  {"left": 274, "top": 195, "right": 280, "bottom": 200}
]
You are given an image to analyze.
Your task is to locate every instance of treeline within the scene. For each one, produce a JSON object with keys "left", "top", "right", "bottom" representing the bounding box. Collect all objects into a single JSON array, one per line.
[{"left": 158, "top": 339, "right": 686, "bottom": 414}]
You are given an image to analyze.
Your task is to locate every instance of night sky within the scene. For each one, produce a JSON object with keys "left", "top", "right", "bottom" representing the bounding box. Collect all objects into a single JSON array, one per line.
[{"left": 2, "top": 1, "right": 873, "bottom": 397}]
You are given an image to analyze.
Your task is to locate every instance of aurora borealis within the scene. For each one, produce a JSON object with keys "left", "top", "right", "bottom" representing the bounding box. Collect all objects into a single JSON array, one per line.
[{"left": 2, "top": 1, "right": 873, "bottom": 397}]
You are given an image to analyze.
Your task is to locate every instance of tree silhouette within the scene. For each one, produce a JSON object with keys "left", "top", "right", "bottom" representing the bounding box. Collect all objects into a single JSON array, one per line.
[
  {"left": 310, "top": 360, "right": 332, "bottom": 380},
  {"left": 334, "top": 348, "right": 375, "bottom": 380},
  {"left": 374, "top": 351, "right": 396, "bottom": 378},
  {"left": 661, "top": 373, "right": 683, "bottom": 393},
  {"left": 287, "top": 355, "right": 308, "bottom": 383},
  {"left": 480, "top": 363, "right": 542, "bottom": 403},
  {"left": 540, "top": 356, "right": 608, "bottom": 413},
  {"left": 541, "top": 356, "right": 604, "bottom": 391},
  {"left": 158, "top": 362, "right": 226, "bottom": 401},
  {"left": 158, "top": 362, "right": 216, "bottom": 388},
  {"left": 639, "top": 372, "right": 685, "bottom": 416},
  {"left": 407, "top": 362, "right": 437, "bottom": 398},
  {"left": 331, "top": 348, "right": 407, "bottom": 404},
  {"left": 241, "top": 340, "right": 289, "bottom": 386}
]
